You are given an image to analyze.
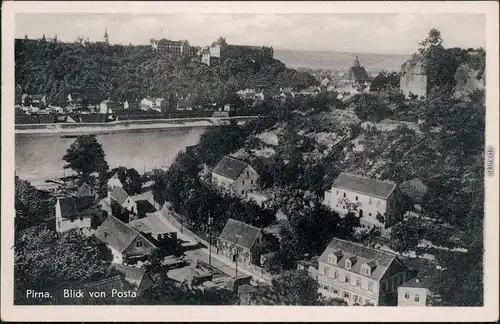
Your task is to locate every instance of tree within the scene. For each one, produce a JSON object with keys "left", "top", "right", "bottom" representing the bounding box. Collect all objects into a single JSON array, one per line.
[
  {"left": 111, "top": 166, "right": 142, "bottom": 196},
  {"left": 143, "top": 273, "right": 237, "bottom": 305},
  {"left": 389, "top": 223, "right": 421, "bottom": 253},
  {"left": 251, "top": 270, "right": 323, "bottom": 305},
  {"left": 418, "top": 28, "right": 443, "bottom": 55},
  {"left": 370, "top": 71, "right": 401, "bottom": 91},
  {"left": 15, "top": 176, "right": 55, "bottom": 233},
  {"left": 354, "top": 94, "right": 392, "bottom": 122},
  {"left": 14, "top": 225, "right": 114, "bottom": 304},
  {"left": 63, "top": 134, "right": 109, "bottom": 185}
]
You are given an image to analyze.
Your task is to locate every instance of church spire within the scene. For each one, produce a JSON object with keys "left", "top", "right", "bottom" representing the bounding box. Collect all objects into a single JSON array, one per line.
[
  {"left": 353, "top": 56, "right": 360, "bottom": 67},
  {"left": 104, "top": 27, "right": 109, "bottom": 45}
]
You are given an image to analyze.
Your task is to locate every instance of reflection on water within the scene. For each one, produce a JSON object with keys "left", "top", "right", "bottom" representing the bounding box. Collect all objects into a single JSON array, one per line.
[{"left": 15, "top": 127, "right": 207, "bottom": 185}]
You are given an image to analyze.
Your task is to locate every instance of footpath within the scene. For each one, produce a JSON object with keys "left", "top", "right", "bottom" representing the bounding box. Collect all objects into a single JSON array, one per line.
[{"left": 156, "top": 205, "right": 272, "bottom": 284}]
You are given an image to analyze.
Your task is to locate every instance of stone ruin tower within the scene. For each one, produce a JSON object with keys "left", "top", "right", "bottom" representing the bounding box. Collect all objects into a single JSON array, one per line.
[{"left": 399, "top": 57, "right": 428, "bottom": 100}]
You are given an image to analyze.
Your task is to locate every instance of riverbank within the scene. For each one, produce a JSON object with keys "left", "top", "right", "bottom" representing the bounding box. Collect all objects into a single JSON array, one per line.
[{"left": 15, "top": 116, "right": 258, "bottom": 135}]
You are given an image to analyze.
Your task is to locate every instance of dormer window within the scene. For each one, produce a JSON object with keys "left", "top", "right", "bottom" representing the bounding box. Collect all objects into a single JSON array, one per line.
[
  {"left": 362, "top": 260, "right": 377, "bottom": 276},
  {"left": 345, "top": 256, "right": 357, "bottom": 269},
  {"left": 328, "top": 250, "right": 343, "bottom": 265}
]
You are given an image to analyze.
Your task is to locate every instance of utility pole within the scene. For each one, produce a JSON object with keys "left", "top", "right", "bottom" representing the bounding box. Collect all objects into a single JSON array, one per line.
[{"left": 208, "top": 211, "right": 213, "bottom": 267}]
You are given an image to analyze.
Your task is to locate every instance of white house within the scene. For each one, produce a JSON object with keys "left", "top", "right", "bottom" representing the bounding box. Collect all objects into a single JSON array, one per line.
[
  {"left": 109, "top": 186, "right": 137, "bottom": 215},
  {"left": 323, "top": 172, "right": 403, "bottom": 229},
  {"left": 99, "top": 99, "right": 113, "bottom": 114},
  {"left": 317, "top": 238, "right": 409, "bottom": 306},
  {"left": 212, "top": 156, "right": 259, "bottom": 198},
  {"left": 397, "top": 276, "right": 434, "bottom": 306},
  {"left": 55, "top": 196, "right": 97, "bottom": 233},
  {"left": 107, "top": 172, "right": 123, "bottom": 191}
]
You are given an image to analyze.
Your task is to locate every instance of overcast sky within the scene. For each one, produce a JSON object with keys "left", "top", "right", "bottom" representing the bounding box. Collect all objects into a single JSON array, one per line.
[{"left": 15, "top": 13, "right": 485, "bottom": 55}]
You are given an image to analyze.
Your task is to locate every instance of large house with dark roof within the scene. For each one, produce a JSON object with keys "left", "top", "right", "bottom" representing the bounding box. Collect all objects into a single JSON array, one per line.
[
  {"left": 94, "top": 215, "right": 157, "bottom": 265},
  {"left": 212, "top": 156, "right": 259, "bottom": 198},
  {"left": 55, "top": 195, "right": 100, "bottom": 233},
  {"left": 317, "top": 238, "right": 409, "bottom": 306},
  {"left": 323, "top": 172, "right": 403, "bottom": 229},
  {"left": 217, "top": 218, "right": 263, "bottom": 268}
]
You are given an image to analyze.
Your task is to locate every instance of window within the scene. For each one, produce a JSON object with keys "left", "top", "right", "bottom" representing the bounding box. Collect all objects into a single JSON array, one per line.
[
  {"left": 136, "top": 240, "right": 143, "bottom": 247},
  {"left": 334, "top": 271, "right": 339, "bottom": 280},
  {"left": 405, "top": 292, "right": 410, "bottom": 299},
  {"left": 323, "top": 267, "right": 330, "bottom": 277},
  {"left": 247, "top": 171, "right": 249, "bottom": 177},
  {"left": 333, "top": 289, "right": 339, "bottom": 295},
  {"left": 336, "top": 190, "right": 339, "bottom": 196},
  {"left": 369, "top": 198, "right": 372, "bottom": 205},
  {"left": 356, "top": 278, "right": 362, "bottom": 287},
  {"left": 242, "top": 180, "right": 245, "bottom": 185},
  {"left": 343, "top": 206, "right": 346, "bottom": 209},
  {"left": 251, "top": 180, "right": 254, "bottom": 184},
  {"left": 345, "top": 260, "right": 351, "bottom": 269},
  {"left": 345, "top": 276, "right": 350, "bottom": 284},
  {"left": 414, "top": 295, "right": 420, "bottom": 302},
  {"left": 343, "top": 291, "right": 350, "bottom": 299},
  {"left": 241, "top": 190, "right": 245, "bottom": 195},
  {"left": 323, "top": 284, "right": 328, "bottom": 290},
  {"left": 369, "top": 213, "right": 372, "bottom": 217},
  {"left": 355, "top": 196, "right": 358, "bottom": 201},
  {"left": 343, "top": 192, "right": 346, "bottom": 198},
  {"left": 376, "top": 200, "right": 381, "bottom": 207},
  {"left": 353, "top": 295, "right": 359, "bottom": 303},
  {"left": 368, "top": 282, "right": 373, "bottom": 292}
]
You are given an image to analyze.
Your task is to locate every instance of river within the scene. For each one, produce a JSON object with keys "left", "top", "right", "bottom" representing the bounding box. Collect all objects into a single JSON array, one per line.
[{"left": 15, "top": 127, "right": 207, "bottom": 185}]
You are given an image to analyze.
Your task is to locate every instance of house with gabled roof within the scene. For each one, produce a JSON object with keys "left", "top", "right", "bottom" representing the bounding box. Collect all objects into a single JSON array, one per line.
[
  {"left": 55, "top": 195, "right": 101, "bottom": 233},
  {"left": 216, "top": 218, "right": 263, "bottom": 268},
  {"left": 109, "top": 186, "right": 138, "bottom": 222},
  {"left": 397, "top": 275, "right": 435, "bottom": 306},
  {"left": 114, "top": 264, "right": 154, "bottom": 295},
  {"left": 323, "top": 172, "right": 403, "bottom": 229},
  {"left": 94, "top": 215, "right": 157, "bottom": 265},
  {"left": 317, "top": 238, "right": 409, "bottom": 306},
  {"left": 212, "top": 156, "right": 259, "bottom": 198},
  {"left": 342, "top": 56, "right": 371, "bottom": 85}
]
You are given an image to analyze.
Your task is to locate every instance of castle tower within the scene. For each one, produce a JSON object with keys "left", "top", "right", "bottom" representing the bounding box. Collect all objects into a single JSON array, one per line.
[{"left": 104, "top": 27, "right": 109, "bottom": 45}]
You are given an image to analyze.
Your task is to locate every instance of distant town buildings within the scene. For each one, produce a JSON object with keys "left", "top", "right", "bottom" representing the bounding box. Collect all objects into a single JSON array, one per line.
[
  {"left": 323, "top": 172, "right": 403, "bottom": 229},
  {"left": 317, "top": 238, "right": 409, "bottom": 306},
  {"left": 400, "top": 56, "right": 428, "bottom": 100},
  {"left": 212, "top": 156, "right": 259, "bottom": 198}
]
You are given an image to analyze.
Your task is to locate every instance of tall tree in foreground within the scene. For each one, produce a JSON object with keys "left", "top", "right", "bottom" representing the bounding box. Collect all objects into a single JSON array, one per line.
[{"left": 63, "top": 134, "right": 109, "bottom": 185}]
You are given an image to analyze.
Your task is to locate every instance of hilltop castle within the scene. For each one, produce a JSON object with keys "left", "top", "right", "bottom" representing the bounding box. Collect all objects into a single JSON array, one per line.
[{"left": 201, "top": 37, "right": 274, "bottom": 66}]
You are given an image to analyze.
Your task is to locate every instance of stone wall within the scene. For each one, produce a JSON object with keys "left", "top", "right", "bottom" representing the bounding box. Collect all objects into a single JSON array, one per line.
[{"left": 400, "top": 60, "right": 428, "bottom": 100}]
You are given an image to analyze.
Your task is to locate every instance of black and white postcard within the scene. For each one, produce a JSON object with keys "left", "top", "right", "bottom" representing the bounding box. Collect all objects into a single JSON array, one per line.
[{"left": 1, "top": 1, "right": 498, "bottom": 322}]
